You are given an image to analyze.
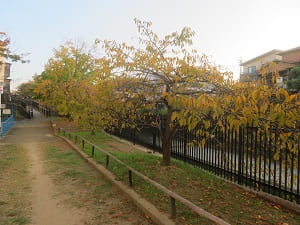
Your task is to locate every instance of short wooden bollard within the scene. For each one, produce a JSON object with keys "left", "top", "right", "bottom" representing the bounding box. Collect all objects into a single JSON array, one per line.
[
  {"left": 128, "top": 170, "right": 133, "bottom": 187},
  {"left": 82, "top": 140, "right": 85, "bottom": 149},
  {"left": 106, "top": 155, "right": 109, "bottom": 168},
  {"left": 170, "top": 197, "right": 176, "bottom": 219},
  {"left": 92, "top": 145, "right": 95, "bottom": 157}
]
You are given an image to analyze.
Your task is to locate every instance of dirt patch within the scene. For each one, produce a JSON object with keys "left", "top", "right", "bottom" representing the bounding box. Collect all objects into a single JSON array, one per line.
[
  {"left": 42, "top": 141, "right": 154, "bottom": 225},
  {"left": 26, "top": 142, "right": 88, "bottom": 225}
]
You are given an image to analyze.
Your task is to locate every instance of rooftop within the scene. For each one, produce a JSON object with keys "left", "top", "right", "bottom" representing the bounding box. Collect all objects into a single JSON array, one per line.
[{"left": 240, "top": 49, "right": 282, "bottom": 66}]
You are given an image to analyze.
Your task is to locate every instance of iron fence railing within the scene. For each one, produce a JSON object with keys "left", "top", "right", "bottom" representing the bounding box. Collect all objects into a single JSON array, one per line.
[
  {"left": 1, "top": 115, "right": 14, "bottom": 136},
  {"left": 111, "top": 124, "right": 300, "bottom": 204}
]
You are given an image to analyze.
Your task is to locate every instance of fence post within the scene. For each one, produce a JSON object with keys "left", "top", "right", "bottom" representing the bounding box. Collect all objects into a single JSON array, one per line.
[
  {"left": 106, "top": 155, "right": 109, "bottom": 168},
  {"left": 128, "top": 170, "right": 133, "bottom": 187},
  {"left": 92, "top": 145, "right": 95, "bottom": 157},
  {"left": 170, "top": 197, "right": 176, "bottom": 219},
  {"left": 75, "top": 135, "right": 77, "bottom": 143},
  {"left": 82, "top": 140, "right": 85, "bottom": 149}
]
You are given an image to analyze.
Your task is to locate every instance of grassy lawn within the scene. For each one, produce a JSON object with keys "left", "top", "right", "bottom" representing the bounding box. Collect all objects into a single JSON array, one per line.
[
  {"left": 65, "top": 130, "right": 300, "bottom": 225},
  {"left": 42, "top": 141, "right": 153, "bottom": 225},
  {"left": 0, "top": 145, "right": 31, "bottom": 225}
]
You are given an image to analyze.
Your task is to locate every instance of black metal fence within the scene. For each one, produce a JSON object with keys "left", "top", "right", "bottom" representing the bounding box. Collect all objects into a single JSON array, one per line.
[{"left": 112, "top": 124, "right": 300, "bottom": 204}]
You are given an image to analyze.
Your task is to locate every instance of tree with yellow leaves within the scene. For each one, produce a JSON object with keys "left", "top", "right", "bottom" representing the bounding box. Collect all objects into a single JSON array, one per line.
[{"left": 98, "top": 19, "right": 236, "bottom": 165}]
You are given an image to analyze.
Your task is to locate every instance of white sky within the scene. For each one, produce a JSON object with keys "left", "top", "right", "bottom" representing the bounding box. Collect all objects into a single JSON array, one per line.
[{"left": 1, "top": 0, "right": 300, "bottom": 89}]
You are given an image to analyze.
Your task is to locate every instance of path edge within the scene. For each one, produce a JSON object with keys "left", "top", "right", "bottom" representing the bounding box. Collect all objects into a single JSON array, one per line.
[{"left": 55, "top": 134, "right": 175, "bottom": 225}]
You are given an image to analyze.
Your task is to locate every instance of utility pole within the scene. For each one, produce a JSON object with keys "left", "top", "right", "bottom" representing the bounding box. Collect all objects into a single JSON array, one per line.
[{"left": 238, "top": 58, "right": 243, "bottom": 80}]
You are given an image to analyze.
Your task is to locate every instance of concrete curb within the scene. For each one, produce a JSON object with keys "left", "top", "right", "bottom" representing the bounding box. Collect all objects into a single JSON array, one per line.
[{"left": 55, "top": 134, "right": 175, "bottom": 225}]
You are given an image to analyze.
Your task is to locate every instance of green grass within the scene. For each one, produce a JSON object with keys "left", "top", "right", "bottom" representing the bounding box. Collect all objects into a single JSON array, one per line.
[
  {"left": 64, "top": 130, "right": 300, "bottom": 225},
  {"left": 0, "top": 145, "right": 31, "bottom": 225},
  {"left": 73, "top": 131, "right": 111, "bottom": 149}
]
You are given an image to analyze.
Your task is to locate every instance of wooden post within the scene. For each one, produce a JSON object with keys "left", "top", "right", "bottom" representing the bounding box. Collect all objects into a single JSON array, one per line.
[
  {"left": 170, "top": 196, "right": 176, "bottom": 219},
  {"left": 92, "top": 145, "right": 95, "bottom": 157},
  {"left": 128, "top": 170, "right": 133, "bottom": 187},
  {"left": 106, "top": 155, "right": 109, "bottom": 168}
]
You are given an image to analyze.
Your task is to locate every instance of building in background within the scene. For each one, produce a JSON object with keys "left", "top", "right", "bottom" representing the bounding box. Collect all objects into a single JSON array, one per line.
[{"left": 240, "top": 46, "right": 300, "bottom": 87}]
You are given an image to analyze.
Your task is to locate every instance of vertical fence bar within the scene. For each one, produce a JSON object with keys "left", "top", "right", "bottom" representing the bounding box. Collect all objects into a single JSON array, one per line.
[
  {"left": 273, "top": 129, "right": 278, "bottom": 195},
  {"left": 259, "top": 131, "right": 262, "bottom": 190},
  {"left": 238, "top": 127, "right": 243, "bottom": 184},
  {"left": 226, "top": 126, "right": 229, "bottom": 178},
  {"left": 230, "top": 128, "right": 234, "bottom": 181},
  {"left": 254, "top": 128, "right": 258, "bottom": 190},
  {"left": 214, "top": 127, "right": 217, "bottom": 174},
  {"left": 268, "top": 129, "right": 272, "bottom": 194},
  {"left": 221, "top": 127, "right": 224, "bottom": 177},
  {"left": 297, "top": 138, "right": 300, "bottom": 204},
  {"left": 250, "top": 126, "right": 253, "bottom": 188},
  {"left": 152, "top": 129, "right": 156, "bottom": 151},
  {"left": 291, "top": 154, "right": 294, "bottom": 201},
  {"left": 184, "top": 129, "right": 187, "bottom": 163},
  {"left": 205, "top": 131, "right": 208, "bottom": 170},
  {"left": 285, "top": 143, "right": 288, "bottom": 199},
  {"left": 242, "top": 127, "right": 245, "bottom": 185},
  {"left": 264, "top": 131, "right": 267, "bottom": 191},
  {"left": 197, "top": 128, "right": 201, "bottom": 165},
  {"left": 279, "top": 143, "right": 282, "bottom": 198},
  {"left": 217, "top": 127, "right": 220, "bottom": 175},
  {"left": 234, "top": 129, "right": 238, "bottom": 181}
]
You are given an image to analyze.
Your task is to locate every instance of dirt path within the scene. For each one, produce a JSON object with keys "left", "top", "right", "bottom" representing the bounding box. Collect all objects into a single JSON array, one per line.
[
  {"left": 1, "top": 110, "right": 152, "bottom": 225},
  {"left": 27, "top": 142, "right": 86, "bottom": 225},
  {"left": 1, "top": 111, "right": 86, "bottom": 225}
]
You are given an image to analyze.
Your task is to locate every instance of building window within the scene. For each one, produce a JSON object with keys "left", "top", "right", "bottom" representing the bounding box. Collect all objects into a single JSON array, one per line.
[{"left": 248, "top": 66, "right": 256, "bottom": 74}]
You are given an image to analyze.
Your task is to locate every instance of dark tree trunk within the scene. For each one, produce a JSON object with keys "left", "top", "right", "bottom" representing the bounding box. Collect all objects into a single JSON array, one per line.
[
  {"left": 160, "top": 105, "right": 176, "bottom": 165},
  {"left": 162, "top": 135, "right": 172, "bottom": 165}
]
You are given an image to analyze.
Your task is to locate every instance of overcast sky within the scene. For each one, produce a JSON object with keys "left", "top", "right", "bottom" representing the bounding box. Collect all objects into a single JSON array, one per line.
[{"left": 1, "top": 0, "right": 300, "bottom": 89}]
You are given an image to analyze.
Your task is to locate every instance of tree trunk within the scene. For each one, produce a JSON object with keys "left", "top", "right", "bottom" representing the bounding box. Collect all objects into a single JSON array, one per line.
[
  {"left": 162, "top": 135, "right": 171, "bottom": 165},
  {"left": 160, "top": 105, "right": 175, "bottom": 165}
]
